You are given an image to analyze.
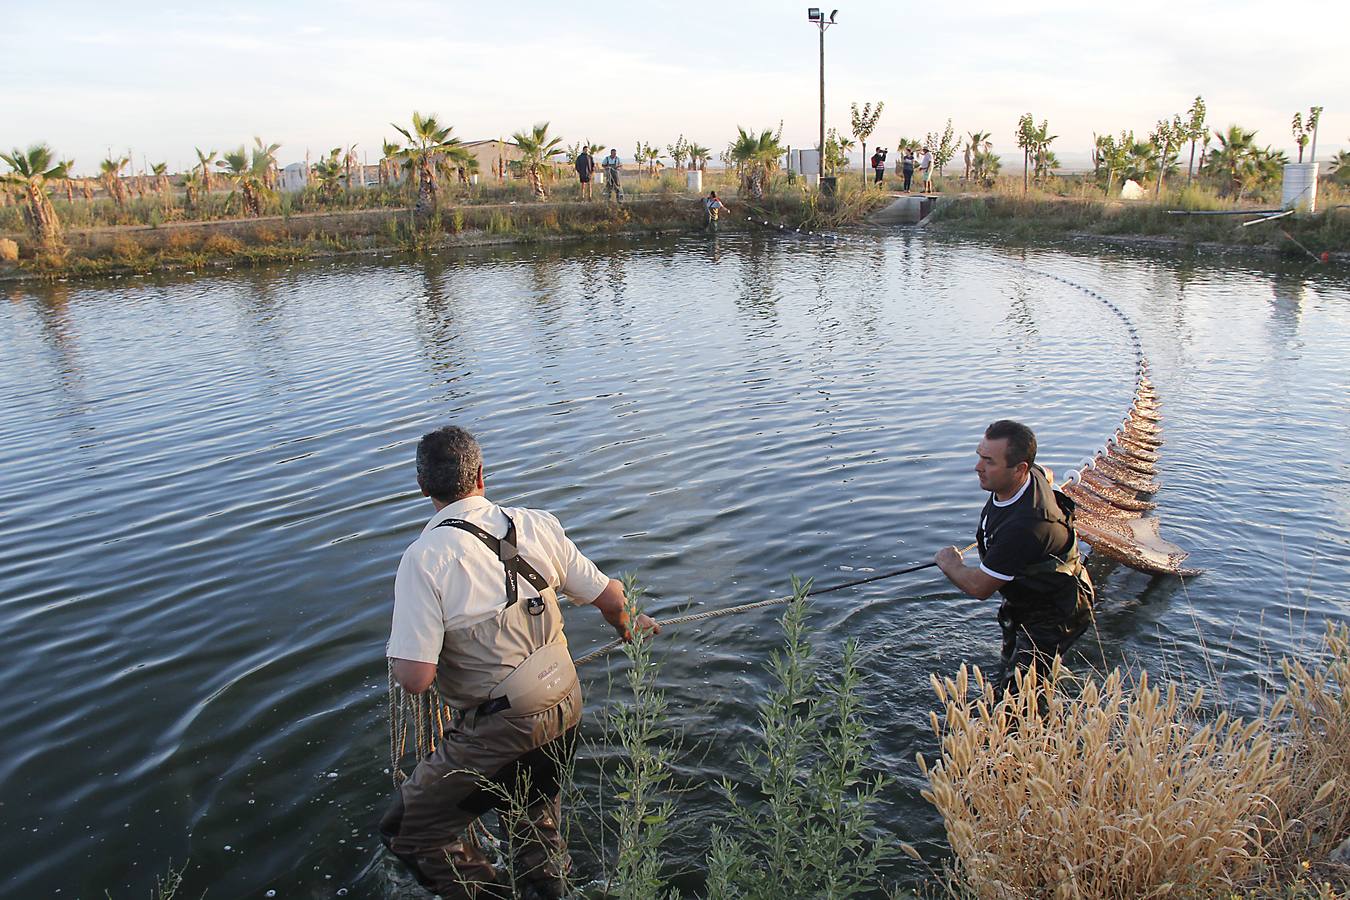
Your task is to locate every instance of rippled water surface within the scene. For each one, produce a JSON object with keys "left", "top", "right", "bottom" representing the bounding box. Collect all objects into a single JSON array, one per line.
[{"left": 1, "top": 232, "right": 1347, "bottom": 897}]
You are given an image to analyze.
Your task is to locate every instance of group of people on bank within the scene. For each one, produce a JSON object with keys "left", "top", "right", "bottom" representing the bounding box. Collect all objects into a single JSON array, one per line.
[
  {"left": 871, "top": 146, "right": 934, "bottom": 192},
  {"left": 379, "top": 419, "right": 1094, "bottom": 899}
]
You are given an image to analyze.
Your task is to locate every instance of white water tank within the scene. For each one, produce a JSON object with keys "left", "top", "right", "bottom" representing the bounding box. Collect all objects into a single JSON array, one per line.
[
  {"left": 1282, "top": 163, "right": 1319, "bottom": 212},
  {"left": 686, "top": 169, "right": 702, "bottom": 192}
]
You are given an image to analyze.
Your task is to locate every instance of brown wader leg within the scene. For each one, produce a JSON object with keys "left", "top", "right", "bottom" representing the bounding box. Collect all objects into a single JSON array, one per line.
[{"left": 379, "top": 684, "right": 581, "bottom": 899}]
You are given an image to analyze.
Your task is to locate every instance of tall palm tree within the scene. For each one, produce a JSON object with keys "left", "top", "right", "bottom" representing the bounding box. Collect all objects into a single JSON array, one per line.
[
  {"left": 194, "top": 148, "right": 218, "bottom": 193},
  {"left": 730, "top": 127, "right": 785, "bottom": 200},
  {"left": 1, "top": 143, "right": 69, "bottom": 250},
  {"left": 217, "top": 146, "right": 272, "bottom": 217},
  {"left": 391, "top": 112, "right": 461, "bottom": 214},
  {"left": 100, "top": 156, "right": 129, "bottom": 206},
  {"left": 512, "top": 122, "right": 563, "bottom": 199}
]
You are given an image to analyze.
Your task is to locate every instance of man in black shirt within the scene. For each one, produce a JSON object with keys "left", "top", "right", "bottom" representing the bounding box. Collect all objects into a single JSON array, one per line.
[{"left": 935, "top": 420, "right": 1094, "bottom": 695}]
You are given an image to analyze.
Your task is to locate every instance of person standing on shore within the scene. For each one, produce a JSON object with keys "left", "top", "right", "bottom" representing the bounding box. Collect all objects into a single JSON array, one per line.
[
  {"left": 575, "top": 146, "right": 596, "bottom": 200},
  {"left": 920, "top": 147, "right": 934, "bottom": 192},
  {"left": 871, "top": 147, "right": 887, "bottom": 185},
  {"left": 901, "top": 149, "right": 915, "bottom": 192},
  {"left": 379, "top": 426, "right": 659, "bottom": 899},
  {"left": 933, "top": 420, "right": 1094, "bottom": 697},
  {"left": 601, "top": 148, "right": 623, "bottom": 202}
]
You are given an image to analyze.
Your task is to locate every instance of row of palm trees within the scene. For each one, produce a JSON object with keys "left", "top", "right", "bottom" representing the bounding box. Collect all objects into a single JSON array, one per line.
[{"left": 1090, "top": 124, "right": 1313, "bottom": 200}]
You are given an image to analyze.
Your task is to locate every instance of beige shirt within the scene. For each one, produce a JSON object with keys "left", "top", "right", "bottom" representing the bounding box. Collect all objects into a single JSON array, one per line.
[{"left": 386, "top": 495, "right": 610, "bottom": 664}]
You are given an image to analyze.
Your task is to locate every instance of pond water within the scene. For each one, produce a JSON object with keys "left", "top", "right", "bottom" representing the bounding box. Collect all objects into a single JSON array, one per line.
[{"left": 1, "top": 231, "right": 1347, "bottom": 898}]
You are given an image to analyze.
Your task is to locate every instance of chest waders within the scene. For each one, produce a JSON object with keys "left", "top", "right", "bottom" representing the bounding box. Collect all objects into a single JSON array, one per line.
[
  {"left": 380, "top": 514, "right": 582, "bottom": 900},
  {"left": 978, "top": 474, "right": 1096, "bottom": 693},
  {"left": 434, "top": 515, "right": 579, "bottom": 718}
]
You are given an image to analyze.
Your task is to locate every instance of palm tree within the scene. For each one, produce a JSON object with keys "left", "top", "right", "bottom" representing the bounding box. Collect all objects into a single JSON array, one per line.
[
  {"left": 1203, "top": 125, "right": 1260, "bottom": 199},
  {"left": 391, "top": 112, "right": 461, "bottom": 214},
  {"left": 689, "top": 143, "right": 712, "bottom": 172},
  {"left": 100, "top": 156, "right": 129, "bottom": 206},
  {"left": 312, "top": 148, "right": 346, "bottom": 200},
  {"left": 964, "top": 131, "right": 992, "bottom": 181},
  {"left": 194, "top": 148, "right": 218, "bottom": 193},
  {"left": 182, "top": 169, "right": 206, "bottom": 213},
  {"left": 443, "top": 145, "right": 480, "bottom": 187},
  {"left": 730, "top": 127, "right": 785, "bottom": 200},
  {"left": 343, "top": 144, "right": 359, "bottom": 190},
  {"left": 1330, "top": 147, "right": 1350, "bottom": 185},
  {"left": 59, "top": 159, "right": 77, "bottom": 202},
  {"left": 1, "top": 143, "right": 69, "bottom": 250},
  {"left": 512, "top": 122, "right": 563, "bottom": 199},
  {"left": 380, "top": 139, "right": 401, "bottom": 188},
  {"left": 253, "top": 137, "right": 281, "bottom": 191},
  {"left": 217, "top": 146, "right": 272, "bottom": 217}
]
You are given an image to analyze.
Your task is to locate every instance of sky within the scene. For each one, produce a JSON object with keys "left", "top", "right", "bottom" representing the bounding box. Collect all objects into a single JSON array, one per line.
[{"left": 3, "top": 0, "right": 1347, "bottom": 176}]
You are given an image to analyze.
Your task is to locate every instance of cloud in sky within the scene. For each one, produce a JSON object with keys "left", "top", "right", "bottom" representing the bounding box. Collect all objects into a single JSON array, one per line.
[{"left": 3, "top": 0, "right": 1346, "bottom": 174}]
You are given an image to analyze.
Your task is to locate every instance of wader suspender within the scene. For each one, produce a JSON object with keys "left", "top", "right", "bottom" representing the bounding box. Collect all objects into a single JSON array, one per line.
[{"left": 436, "top": 515, "right": 551, "bottom": 616}]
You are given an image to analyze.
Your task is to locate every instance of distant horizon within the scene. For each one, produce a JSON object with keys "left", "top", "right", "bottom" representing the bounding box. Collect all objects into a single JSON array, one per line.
[{"left": 4, "top": 1, "right": 1346, "bottom": 177}]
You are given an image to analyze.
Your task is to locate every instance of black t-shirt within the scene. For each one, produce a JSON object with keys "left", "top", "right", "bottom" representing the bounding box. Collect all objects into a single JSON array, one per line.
[
  {"left": 575, "top": 153, "right": 593, "bottom": 175},
  {"left": 977, "top": 469, "right": 1072, "bottom": 585}
]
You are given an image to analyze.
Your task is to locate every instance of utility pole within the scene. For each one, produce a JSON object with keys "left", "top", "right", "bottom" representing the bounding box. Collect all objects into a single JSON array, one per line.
[{"left": 807, "top": 8, "right": 838, "bottom": 181}]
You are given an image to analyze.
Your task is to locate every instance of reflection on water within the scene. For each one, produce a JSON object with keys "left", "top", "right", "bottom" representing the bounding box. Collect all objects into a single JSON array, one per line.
[{"left": 0, "top": 234, "right": 1347, "bottom": 897}]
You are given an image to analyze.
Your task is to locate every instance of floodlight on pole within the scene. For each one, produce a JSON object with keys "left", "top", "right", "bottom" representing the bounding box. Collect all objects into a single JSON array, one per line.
[{"left": 807, "top": 7, "right": 838, "bottom": 180}]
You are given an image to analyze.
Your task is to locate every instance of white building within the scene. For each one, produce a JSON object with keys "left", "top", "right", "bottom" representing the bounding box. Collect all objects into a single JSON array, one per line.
[{"left": 278, "top": 162, "right": 310, "bottom": 193}]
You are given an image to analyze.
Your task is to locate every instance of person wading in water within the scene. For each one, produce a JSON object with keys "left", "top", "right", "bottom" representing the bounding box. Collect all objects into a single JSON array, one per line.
[
  {"left": 934, "top": 420, "right": 1094, "bottom": 696},
  {"left": 380, "top": 426, "right": 659, "bottom": 899}
]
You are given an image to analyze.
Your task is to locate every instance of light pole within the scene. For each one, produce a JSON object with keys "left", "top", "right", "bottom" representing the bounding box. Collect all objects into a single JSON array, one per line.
[{"left": 807, "top": 8, "right": 838, "bottom": 182}]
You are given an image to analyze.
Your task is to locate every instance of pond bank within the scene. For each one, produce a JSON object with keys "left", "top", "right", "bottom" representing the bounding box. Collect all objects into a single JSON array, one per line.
[
  {"left": 926, "top": 193, "right": 1350, "bottom": 264},
  {"left": 0, "top": 190, "right": 886, "bottom": 282},
  {"left": 0, "top": 197, "right": 729, "bottom": 282}
]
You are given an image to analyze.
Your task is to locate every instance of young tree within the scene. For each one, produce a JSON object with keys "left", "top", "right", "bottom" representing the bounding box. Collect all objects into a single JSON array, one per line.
[
  {"left": 1307, "top": 105, "right": 1324, "bottom": 163},
  {"left": 1, "top": 143, "right": 69, "bottom": 250},
  {"left": 1149, "top": 116, "right": 1184, "bottom": 196},
  {"left": 849, "top": 101, "right": 884, "bottom": 187},
  {"left": 380, "top": 139, "right": 401, "bottom": 188},
  {"left": 924, "top": 119, "right": 957, "bottom": 177},
  {"left": 1183, "top": 96, "right": 1207, "bottom": 186},
  {"left": 688, "top": 143, "right": 712, "bottom": 171},
  {"left": 824, "top": 128, "right": 854, "bottom": 175},
  {"left": 1016, "top": 113, "right": 1035, "bottom": 192},
  {"left": 667, "top": 135, "right": 690, "bottom": 171},
  {"left": 1204, "top": 125, "right": 1261, "bottom": 199}
]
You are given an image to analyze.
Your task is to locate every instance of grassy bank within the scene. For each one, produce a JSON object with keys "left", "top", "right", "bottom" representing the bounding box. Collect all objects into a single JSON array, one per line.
[
  {"left": 0, "top": 197, "right": 722, "bottom": 281},
  {"left": 0, "top": 174, "right": 891, "bottom": 281},
  {"left": 927, "top": 189, "right": 1350, "bottom": 260}
]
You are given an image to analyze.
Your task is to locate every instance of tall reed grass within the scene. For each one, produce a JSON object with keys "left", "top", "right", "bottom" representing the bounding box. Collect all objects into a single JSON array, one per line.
[{"left": 920, "top": 623, "right": 1350, "bottom": 898}]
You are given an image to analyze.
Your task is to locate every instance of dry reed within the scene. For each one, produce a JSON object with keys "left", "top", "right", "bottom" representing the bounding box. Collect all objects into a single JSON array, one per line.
[
  {"left": 921, "top": 624, "right": 1350, "bottom": 898},
  {"left": 922, "top": 663, "right": 1288, "bottom": 898}
]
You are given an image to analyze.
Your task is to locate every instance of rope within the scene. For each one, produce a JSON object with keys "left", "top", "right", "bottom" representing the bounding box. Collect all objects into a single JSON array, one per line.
[
  {"left": 572, "top": 544, "right": 977, "bottom": 666},
  {"left": 387, "top": 543, "right": 973, "bottom": 784}
]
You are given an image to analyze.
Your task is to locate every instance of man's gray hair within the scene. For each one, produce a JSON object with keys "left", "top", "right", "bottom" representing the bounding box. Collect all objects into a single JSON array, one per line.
[{"left": 416, "top": 426, "right": 482, "bottom": 502}]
